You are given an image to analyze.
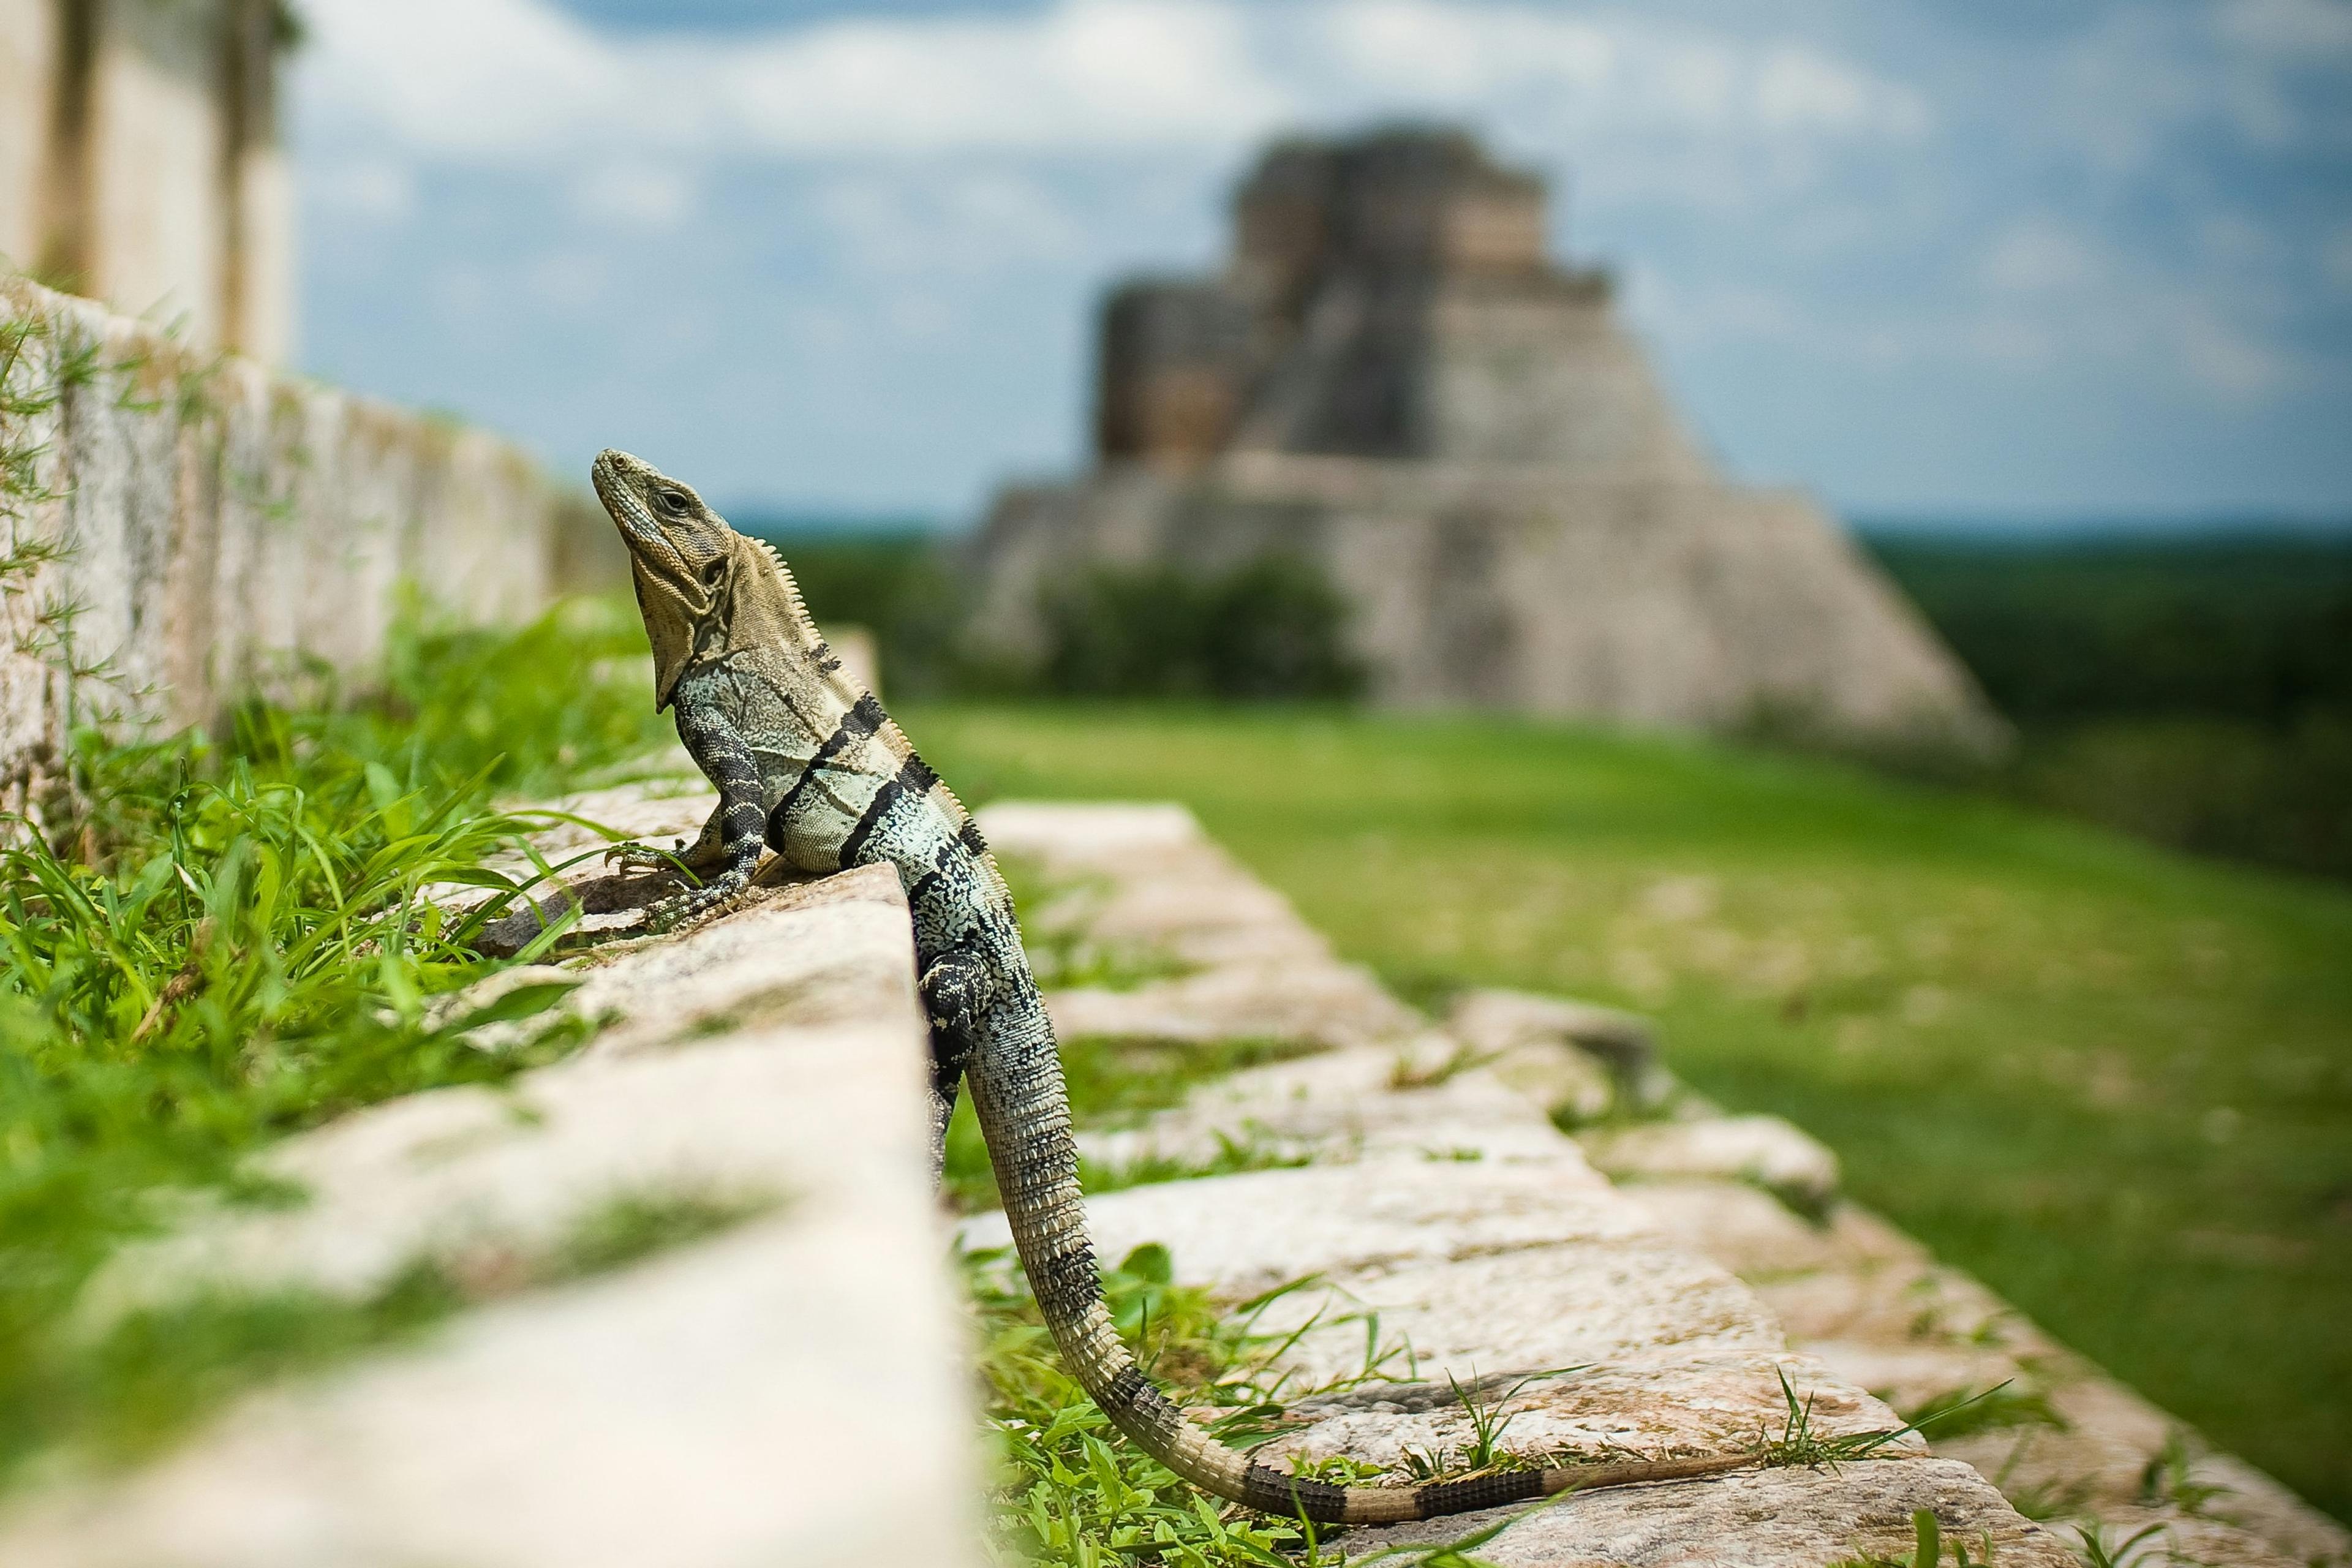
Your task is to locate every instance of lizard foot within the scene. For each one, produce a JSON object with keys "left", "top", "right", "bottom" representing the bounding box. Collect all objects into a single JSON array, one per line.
[
  {"left": 604, "top": 838, "right": 687, "bottom": 874},
  {"left": 643, "top": 873, "right": 752, "bottom": 933}
]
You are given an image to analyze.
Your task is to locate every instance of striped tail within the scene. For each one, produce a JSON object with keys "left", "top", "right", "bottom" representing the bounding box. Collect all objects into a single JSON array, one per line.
[{"left": 963, "top": 1003, "right": 1758, "bottom": 1526}]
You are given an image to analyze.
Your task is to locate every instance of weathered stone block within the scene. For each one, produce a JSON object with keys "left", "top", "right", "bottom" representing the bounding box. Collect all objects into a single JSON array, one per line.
[
  {"left": 1341, "top": 1458, "right": 2078, "bottom": 1567},
  {"left": 3, "top": 1212, "right": 981, "bottom": 1568},
  {"left": 1262, "top": 1351, "right": 1903, "bottom": 1477},
  {"left": 965, "top": 1159, "right": 1645, "bottom": 1303},
  {"left": 1581, "top": 1115, "right": 1841, "bottom": 1214},
  {"left": 1251, "top": 1243, "right": 1788, "bottom": 1392},
  {"left": 1049, "top": 965, "right": 1423, "bottom": 1052},
  {"left": 1447, "top": 987, "right": 1670, "bottom": 1106},
  {"left": 2, "top": 840, "right": 979, "bottom": 1568},
  {"left": 0, "top": 278, "right": 567, "bottom": 796},
  {"left": 1618, "top": 1178, "right": 1854, "bottom": 1280},
  {"left": 1076, "top": 1044, "right": 1574, "bottom": 1170}
]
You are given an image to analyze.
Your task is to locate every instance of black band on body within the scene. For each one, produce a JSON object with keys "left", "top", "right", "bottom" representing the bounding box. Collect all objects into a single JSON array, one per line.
[
  {"left": 1099, "top": 1365, "right": 1149, "bottom": 1410},
  {"left": 1410, "top": 1469, "right": 1545, "bottom": 1518},
  {"left": 837, "top": 752, "right": 939, "bottom": 870},
  {"left": 837, "top": 775, "right": 905, "bottom": 869},
  {"left": 1238, "top": 1465, "right": 1349, "bottom": 1523},
  {"left": 1029, "top": 1242, "right": 1099, "bottom": 1316},
  {"left": 767, "top": 692, "right": 886, "bottom": 850}
]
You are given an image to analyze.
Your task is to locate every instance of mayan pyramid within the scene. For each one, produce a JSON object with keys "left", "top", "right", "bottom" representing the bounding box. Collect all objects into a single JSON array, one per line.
[{"left": 968, "top": 127, "right": 1996, "bottom": 743}]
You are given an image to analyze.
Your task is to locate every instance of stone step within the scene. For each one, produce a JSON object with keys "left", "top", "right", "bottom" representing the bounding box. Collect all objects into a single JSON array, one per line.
[
  {"left": 974, "top": 800, "right": 2348, "bottom": 1567},
  {"left": 968, "top": 800, "right": 2087, "bottom": 1565},
  {"left": 1, "top": 793, "right": 981, "bottom": 1568},
  {"left": 960, "top": 1148, "right": 2064, "bottom": 1564},
  {"left": 979, "top": 800, "right": 1425, "bottom": 1050},
  {"left": 1352, "top": 1459, "right": 2068, "bottom": 1567},
  {"left": 2, "top": 1210, "right": 978, "bottom": 1568},
  {"left": 1626, "top": 1175, "right": 2351, "bottom": 1567}
]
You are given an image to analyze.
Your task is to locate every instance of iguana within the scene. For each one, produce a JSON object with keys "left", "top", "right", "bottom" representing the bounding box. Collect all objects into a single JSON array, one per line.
[{"left": 590, "top": 448, "right": 1755, "bottom": 1524}]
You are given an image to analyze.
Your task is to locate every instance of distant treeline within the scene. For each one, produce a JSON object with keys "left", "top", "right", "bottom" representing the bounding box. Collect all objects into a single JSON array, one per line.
[
  {"left": 1862, "top": 531, "right": 2352, "bottom": 723},
  {"left": 1863, "top": 530, "right": 2352, "bottom": 883},
  {"left": 737, "top": 527, "right": 963, "bottom": 696},
  {"left": 739, "top": 527, "right": 1363, "bottom": 702},
  {"left": 749, "top": 521, "right": 2352, "bottom": 883}
]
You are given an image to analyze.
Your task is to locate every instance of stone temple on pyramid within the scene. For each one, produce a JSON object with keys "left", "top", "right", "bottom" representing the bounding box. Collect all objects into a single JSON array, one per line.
[{"left": 966, "top": 127, "right": 1997, "bottom": 744}]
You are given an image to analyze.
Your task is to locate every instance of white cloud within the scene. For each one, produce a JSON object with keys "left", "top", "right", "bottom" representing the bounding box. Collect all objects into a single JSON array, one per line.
[
  {"left": 1965, "top": 252, "right": 2300, "bottom": 404},
  {"left": 524, "top": 251, "right": 613, "bottom": 312},
  {"left": 2218, "top": 0, "right": 2352, "bottom": 55},
  {"left": 2198, "top": 213, "right": 2283, "bottom": 268},
  {"left": 2024, "top": 1, "right": 2350, "bottom": 169},
  {"left": 1626, "top": 267, "right": 1804, "bottom": 346},
  {"left": 1978, "top": 221, "right": 2101, "bottom": 294},
  {"left": 813, "top": 170, "right": 1092, "bottom": 276},
  {"left": 295, "top": 0, "right": 1928, "bottom": 165},
  {"left": 570, "top": 160, "right": 699, "bottom": 228},
  {"left": 308, "top": 159, "right": 415, "bottom": 222},
  {"left": 285, "top": 0, "right": 2351, "bottom": 513},
  {"left": 1306, "top": 4, "right": 1618, "bottom": 105},
  {"left": 298, "top": 0, "right": 628, "bottom": 159},
  {"left": 2177, "top": 309, "right": 2295, "bottom": 399},
  {"left": 2325, "top": 227, "right": 2352, "bottom": 290},
  {"left": 296, "top": 0, "right": 1291, "bottom": 159},
  {"left": 1302, "top": 4, "right": 1928, "bottom": 143},
  {"left": 710, "top": 1, "right": 1288, "bottom": 153},
  {"left": 1754, "top": 44, "right": 1927, "bottom": 135},
  {"left": 1964, "top": 316, "right": 2054, "bottom": 369}
]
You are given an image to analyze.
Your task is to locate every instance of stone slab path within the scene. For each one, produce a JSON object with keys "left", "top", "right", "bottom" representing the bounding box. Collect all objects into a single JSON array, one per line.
[
  {"left": 4, "top": 783, "right": 2341, "bottom": 1567},
  {"left": 0, "top": 783, "right": 982, "bottom": 1568},
  {"left": 971, "top": 801, "right": 2350, "bottom": 1567}
]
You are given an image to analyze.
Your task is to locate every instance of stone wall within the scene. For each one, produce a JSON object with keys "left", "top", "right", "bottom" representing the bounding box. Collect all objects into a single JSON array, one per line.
[
  {"left": 0, "top": 276, "right": 568, "bottom": 810},
  {"left": 0, "top": 0, "right": 293, "bottom": 361},
  {"left": 0, "top": 778, "right": 986, "bottom": 1568}
]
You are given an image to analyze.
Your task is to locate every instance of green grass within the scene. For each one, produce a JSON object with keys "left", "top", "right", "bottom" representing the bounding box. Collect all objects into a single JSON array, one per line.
[
  {"left": 968, "top": 1239, "right": 1354, "bottom": 1566},
  {"left": 903, "top": 702, "right": 2352, "bottom": 1525},
  {"left": 0, "top": 597, "right": 674, "bottom": 1487}
]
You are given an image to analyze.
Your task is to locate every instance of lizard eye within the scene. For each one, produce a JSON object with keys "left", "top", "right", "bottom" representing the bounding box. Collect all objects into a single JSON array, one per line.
[{"left": 654, "top": 488, "right": 688, "bottom": 518}]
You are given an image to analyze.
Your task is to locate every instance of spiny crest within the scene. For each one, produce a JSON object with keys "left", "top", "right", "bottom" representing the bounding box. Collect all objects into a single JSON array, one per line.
[
  {"left": 746, "top": 537, "right": 825, "bottom": 648},
  {"left": 742, "top": 530, "right": 1010, "bottom": 902}
]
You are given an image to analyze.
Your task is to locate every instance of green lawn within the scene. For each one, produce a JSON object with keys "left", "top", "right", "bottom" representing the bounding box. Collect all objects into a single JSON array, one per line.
[{"left": 903, "top": 702, "right": 2352, "bottom": 1525}]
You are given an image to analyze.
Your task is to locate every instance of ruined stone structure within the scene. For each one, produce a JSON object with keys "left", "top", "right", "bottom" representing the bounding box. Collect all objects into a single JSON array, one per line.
[
  {"left": 0, "top": 0, "right": 293, "bottom": 360},
  {"left": 0, "top": 276, "right": 581, "bottom": 817},
  {"left": 971, "top": 129, "right": 1997, "bottom": 742}
]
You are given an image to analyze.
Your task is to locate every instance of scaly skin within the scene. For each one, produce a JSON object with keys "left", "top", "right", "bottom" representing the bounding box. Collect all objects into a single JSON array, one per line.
[{"left": 591, "top": 448, "right": 1760, "bottom": 1523}]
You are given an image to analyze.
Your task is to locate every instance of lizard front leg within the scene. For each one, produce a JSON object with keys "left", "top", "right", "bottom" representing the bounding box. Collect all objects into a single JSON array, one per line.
[
  {"left": 644, "top": 706, "right": 766, "bottom": 932},
  {"left": 605, "top": 801, "right": 729, "bottom": 876}
]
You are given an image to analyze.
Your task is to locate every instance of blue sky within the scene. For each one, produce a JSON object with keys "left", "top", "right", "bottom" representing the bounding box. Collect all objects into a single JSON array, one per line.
[{"left": 288, "top": 0, "right": 2352, "bottom": 524}]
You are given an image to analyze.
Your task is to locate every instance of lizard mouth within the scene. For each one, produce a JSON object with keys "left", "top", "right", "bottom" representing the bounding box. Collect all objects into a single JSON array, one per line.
[
  {"left": 592, "top": 449, "right": 669, "bottom": 554},
  {"left": 590, "top": 448, "right": 636, "bottom": 516}
]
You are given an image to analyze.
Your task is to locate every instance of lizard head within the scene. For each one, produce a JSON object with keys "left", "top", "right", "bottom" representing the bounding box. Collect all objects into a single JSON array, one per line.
[{"left": 593, "top": 448, "right": 747, "bottom": 709}]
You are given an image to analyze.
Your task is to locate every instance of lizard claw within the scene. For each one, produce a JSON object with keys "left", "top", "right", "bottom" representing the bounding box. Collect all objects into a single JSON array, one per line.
[
  {"left": 605, "top": 838, "right": 684, "bottom": 873},
  {"left": 644, "top": 889, "right": 710, "bottom": 933},
  {"left": 643, "top": 870, "right": 752, "bottom": 933}
]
